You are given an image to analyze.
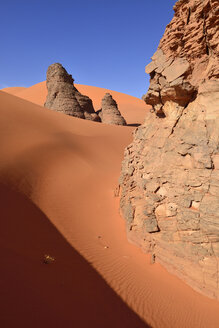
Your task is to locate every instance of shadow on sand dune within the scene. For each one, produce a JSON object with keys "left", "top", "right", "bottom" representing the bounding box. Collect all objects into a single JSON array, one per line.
[
  {"left": 0, "top": 183, "right": 151, "bottom": 328},
  {"left": 127, "top": 123, "right": 141, "bottom": 127}
]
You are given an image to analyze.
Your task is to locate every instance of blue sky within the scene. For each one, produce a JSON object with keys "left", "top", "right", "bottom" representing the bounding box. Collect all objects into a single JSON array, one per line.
[{"left": 0, "top": 0, "right": 176, "bottom": 98}]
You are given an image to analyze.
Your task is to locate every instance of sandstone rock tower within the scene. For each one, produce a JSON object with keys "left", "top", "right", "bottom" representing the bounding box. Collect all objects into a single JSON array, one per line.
[
  {"left": 99, "top": 93, "right": 127, "bottom": 125},
  {"left": 44, "top": 63, "right": 100, "bottom": 122},
  {"left": 119, "top": 0, "right": 219, "bottom": 299}
]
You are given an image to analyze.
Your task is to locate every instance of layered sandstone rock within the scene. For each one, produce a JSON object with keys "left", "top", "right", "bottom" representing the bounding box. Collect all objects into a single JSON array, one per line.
[
  {"left": 44, "top": 63, "right": 100, "bottom": 121},
  {"left": 119, "top": 0, "right": 219, "bottom": 299},
  {"left": 98, "top": 93, "right": 127, "bottom": 126},
  {"left": 143, "top": 0, "right": 218, "bottom": 116}
]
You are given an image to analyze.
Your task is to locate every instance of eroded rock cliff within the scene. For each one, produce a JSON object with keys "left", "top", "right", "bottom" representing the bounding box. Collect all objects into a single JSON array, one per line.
[
  {"left": 119, "top": 0, "right": 219, "bottom": 299},
  {"left": 44, "top": 63, "right": 100, "bottom": 122}
]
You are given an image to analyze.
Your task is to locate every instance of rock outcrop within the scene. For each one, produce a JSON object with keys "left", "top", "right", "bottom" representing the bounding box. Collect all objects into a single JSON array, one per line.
[
  {"left": 44, "top": 63, "right": 100, "bottom": 122},
  {"left": 119, "top": 0, "right": 219, "bottom": 299},
  {"left": 98, "top": 93, "right": 127, "bottom": 125}
]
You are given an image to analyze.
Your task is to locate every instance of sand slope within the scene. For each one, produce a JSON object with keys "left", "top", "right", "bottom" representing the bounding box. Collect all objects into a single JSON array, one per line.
[
  {"left": 2, "top": 81, "right": 147, "bottom": 125},
  {"left": 1, "top": 90, "right": 219, "bottom": 328},
  {"left": 1, "top": 86, "right": 27, "bottom": 95}
]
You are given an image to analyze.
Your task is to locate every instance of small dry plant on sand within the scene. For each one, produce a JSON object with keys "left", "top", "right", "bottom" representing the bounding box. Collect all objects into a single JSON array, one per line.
[{"left": 43, "top": 254, "right": 56, "bottom": 264}]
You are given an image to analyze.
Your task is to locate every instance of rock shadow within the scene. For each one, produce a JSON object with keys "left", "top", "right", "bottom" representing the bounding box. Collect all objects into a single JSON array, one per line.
[{"left": 0, "top": 183, "right": 151, "bottom": 328}]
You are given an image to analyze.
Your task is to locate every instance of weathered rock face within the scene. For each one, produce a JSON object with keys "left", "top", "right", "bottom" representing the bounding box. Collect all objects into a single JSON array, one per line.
[
  {"left": 44, "top": 63, "right": 100, "bottom": 121},
  {"left": 143, "top": 0, "right": 218, "bottom": 116},
  {"left": 119, "top": 0, "right": 219, "bottom": 299},
  {"left": 99, "top": 93, "right": 127, "bottom": 126}
]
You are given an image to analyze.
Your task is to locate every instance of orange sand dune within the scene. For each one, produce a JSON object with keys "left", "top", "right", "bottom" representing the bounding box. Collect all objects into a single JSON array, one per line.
[
  {"left": 2, "top": 86, "right": 27, "bottom": 95},
  {"left": 2, "top": 81, "right": 148, "bottom": 125},
  {"left": 1, "top": 90, "right": 219, "bottom": 328}
]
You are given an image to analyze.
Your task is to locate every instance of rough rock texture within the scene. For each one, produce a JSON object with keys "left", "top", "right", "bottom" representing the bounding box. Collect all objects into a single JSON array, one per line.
[
  {"left": 44, "top": 63, "right": 100, "bottom": 121},
  {"left": 119, "top": 0, "right": 219, "bottom": 299},
  {"left": 98, "top": 93, "right": 127, "bottom": 126}
]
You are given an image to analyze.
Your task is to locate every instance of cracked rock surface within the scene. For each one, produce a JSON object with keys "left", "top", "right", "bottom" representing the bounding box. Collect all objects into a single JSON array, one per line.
[
  {"left": 119, "top": 0, "right": 219, "bottom": 299},
  {"left": 44, "top": 63, "right": 100, "bottom": 122}
]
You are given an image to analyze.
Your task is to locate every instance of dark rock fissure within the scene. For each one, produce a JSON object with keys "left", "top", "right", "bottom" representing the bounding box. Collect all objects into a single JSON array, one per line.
[{"left": 187, "top": 7, "right": 191, "bottom": 24}]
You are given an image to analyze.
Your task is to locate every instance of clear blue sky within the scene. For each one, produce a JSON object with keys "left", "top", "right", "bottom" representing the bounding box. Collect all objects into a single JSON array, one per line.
[{"left": 0, "top": 0, "right": 176, "bottom": 98}]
